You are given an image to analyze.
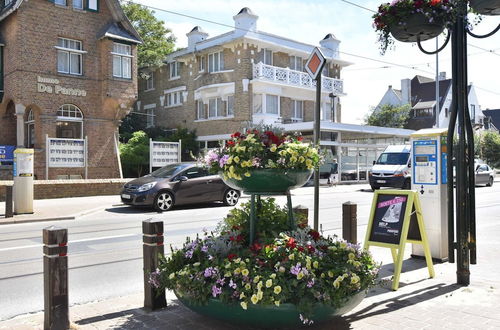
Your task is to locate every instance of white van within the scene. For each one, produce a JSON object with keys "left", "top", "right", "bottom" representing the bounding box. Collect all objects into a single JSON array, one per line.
[{"left": 368, "top": 145, "right": 411, "bottom": 191}]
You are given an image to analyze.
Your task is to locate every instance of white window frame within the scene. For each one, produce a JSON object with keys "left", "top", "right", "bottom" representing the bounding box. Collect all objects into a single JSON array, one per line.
[
  {"left": 54, "top": 0, "right": 66, "bottom": 6},
  {"left": 263, "top": 49, "right": 273, "bottom": 65},
  {"left": 56, "top": 104, "right": 84, "bottom": 139},
  {"left": 320, "top": 102, "right": 332, "bottom": 121},
  {"left": 208, "top": 51, "right": 224, "bottom": 73},
  {"left": 169, "top": 61, "right": 180, "bottom": 79},
  {"left": 112, "top": 42, "right": 132, "bottom": 79},
  {"left": 253, "top": 94, "right": 280, "bottom": 116},
  {"left": 144, "top": 104, "right": 155, "bottom": 128},
  {"left": 56, "top": 37, "right": 84, "bottom": 75},
  {"left": 289, "top": 56, "right": 303, "bottom": 71},
  {"left": 199, "top": 56, "right": 205, "bottom": 72},
  {"left": 208, "top": 97, "right": 224, "bottom": 118},
  {"left": 73, "top": 0, "right": 83, "bottom": 10},
  {"left": 26, "top": 109, "right": 35, "bottom": 148},
  {"left": 292, "top": 100, "right": 304, "bottom": 121},
  {"left": 145, "top": 72, "right": 154, "bottom": 91},
  {"left": 227, "top": 95, "right": 234, "bottom": 117},
  {"left": 196, "top": 101, "right": 206, "bottom": 120},
  {"left": 166, "top": 91, "right": 183, "bottom": 108}
]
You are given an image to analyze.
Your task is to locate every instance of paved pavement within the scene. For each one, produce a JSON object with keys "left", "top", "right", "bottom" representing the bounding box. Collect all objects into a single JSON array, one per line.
[{"left": 1, "top": 181, "right": 500, "bottom": 329}]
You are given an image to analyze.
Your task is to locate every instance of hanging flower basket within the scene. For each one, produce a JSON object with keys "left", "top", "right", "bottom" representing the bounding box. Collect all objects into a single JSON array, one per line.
[
  {"left": 389, "top": 13, "right": 445, "bottom": 43},
  {"left": 470, "top": 0, "right": 500, "bottom": 15},
  {"left": 176, "top": 290, "right": 365, "bottom": 328},
  {"left": 221, "top": 168, "right": 313, "bottom": 194}
]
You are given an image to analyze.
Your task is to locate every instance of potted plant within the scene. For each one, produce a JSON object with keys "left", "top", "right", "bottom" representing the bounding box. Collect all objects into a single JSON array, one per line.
[
  {"left": 469, "top": 0, "right": 500, "bottom": 15},
  {"left": 373, "top": 0, "right": 457, "bottom": 54},
  {"left": 151, "top": 199, "right": 380, "bottom": 327},
  {"left": 203, "top": 129, "right": 321, "bottom": 193}
]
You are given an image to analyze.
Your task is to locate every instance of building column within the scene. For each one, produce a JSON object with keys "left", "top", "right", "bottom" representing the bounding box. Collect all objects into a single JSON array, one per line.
[{"left": 15, "top": 104, "right": 26, "bottom": 147}]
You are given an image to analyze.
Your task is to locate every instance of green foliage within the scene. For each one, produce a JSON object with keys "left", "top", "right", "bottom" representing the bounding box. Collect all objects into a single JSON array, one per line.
[
  {"left": 119, "top": 130, "right": 149, "bottom": 177},
  {"left": 122, "top": 2, "right": 176, "bottom": 67},
  {"left": 480, "top": 131, "right": 500, "bottom": 168},
  {"left": 119, "top": 111, "right": 146, "bottom": 142},
  {"left": 164, "top": 128, "right": 199, "bottom": 161},
  {"left": 365, "top": 104, "right": 411, "bottom": 128}
]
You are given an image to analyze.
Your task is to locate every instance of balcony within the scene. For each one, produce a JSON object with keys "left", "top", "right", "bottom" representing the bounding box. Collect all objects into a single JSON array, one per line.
[{"left": 252, "top": 62, "right": 344, "bottom": 95}]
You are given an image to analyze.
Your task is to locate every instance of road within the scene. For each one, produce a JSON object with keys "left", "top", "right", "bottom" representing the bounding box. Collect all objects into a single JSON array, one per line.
[{"left": 0, "top": 182, "right": 498, "bottom": 320}]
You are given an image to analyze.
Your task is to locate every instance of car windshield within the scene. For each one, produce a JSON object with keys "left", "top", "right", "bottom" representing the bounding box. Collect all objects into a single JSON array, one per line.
[
  {"left": 150, "top": 164, "right": 188, "bottom": 178},
  {"left": 376, "top": 153, "right": 409, "bottom": 165}
]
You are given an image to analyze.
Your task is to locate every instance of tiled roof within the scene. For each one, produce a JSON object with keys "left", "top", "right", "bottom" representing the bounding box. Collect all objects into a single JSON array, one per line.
[
  {"left": 482, "top": 109, "right": 500, "bottom": 130},
  {"left": 99, "top": 22, "right": 141, "bottom": 44},
  {"left": 0, "top": 0, "right": 21, "bottom": 21}
]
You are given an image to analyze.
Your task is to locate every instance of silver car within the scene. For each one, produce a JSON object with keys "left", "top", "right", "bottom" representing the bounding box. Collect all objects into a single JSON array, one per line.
[{"left": 475, "top": 163, "right": 495, "bottom": 186}]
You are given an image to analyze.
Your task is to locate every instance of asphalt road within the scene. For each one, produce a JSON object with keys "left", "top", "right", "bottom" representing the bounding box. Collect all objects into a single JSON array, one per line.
[{"left": 0, "top": 182, "right": 498, "bottom": 320}]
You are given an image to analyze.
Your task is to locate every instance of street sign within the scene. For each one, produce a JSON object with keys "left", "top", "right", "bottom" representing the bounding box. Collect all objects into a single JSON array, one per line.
[
  {"left": 0, "top": 145, "right": 15, "bottom": 163},
  {"left": 305, "top": 47, "right": 326, "bottom": 80}
]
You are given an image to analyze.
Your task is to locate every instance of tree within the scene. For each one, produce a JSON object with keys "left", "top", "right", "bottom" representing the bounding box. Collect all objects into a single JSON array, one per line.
[
  {"left": 164, "top": 128, "right": 199, "bottom": 161},
  {"left": 122, "top": 2, "right": 176, "bottom": 68},
  {"left": 364, "top": 104, "right": 411, "bottom": 128},
  {"left": 480, "top": 131, "right": 500, "bottom": 168},
  {"left": 120, "top": 130, "right": 149, "bottom": 177}
]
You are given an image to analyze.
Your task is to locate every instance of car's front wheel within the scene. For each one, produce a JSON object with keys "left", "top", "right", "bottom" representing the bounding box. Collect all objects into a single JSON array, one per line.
[
  {"left": 154, "top": 191, "right": 174, "bottom": 212},
  {"left": 223, "top": 189, "right": 240, "bottom": 206},
  {"left": 487, "top": 177, "right": 494, "bottom": 187}
]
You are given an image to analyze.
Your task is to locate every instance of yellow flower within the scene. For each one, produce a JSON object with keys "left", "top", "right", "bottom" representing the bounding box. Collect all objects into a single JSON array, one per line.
[
  {"left": 279, "top": 150, "right": 287, "bottom": 156},
  {"left": 234, "top": 267, "right": 241, "bottom": 275},
  {"left": 270, "top": 144, "right": 277, "bottom": 152},
  {"left": 245, "top": 283, "right": 251, "bottom": 290},
  {"left": 245, "top": 134, "right": 255, "bottom": 141},
  {"left": 297, "top": 272, "right": 304, "bottom": 280},
  {"left": 348, "top": 253, "right": 356, "bottom": 260},
  {"left": 227, "top": 157, "right": 233, "bottom": 165},
  {"left": 240, "top": 292, "right": 246, "bottom": 299},
  {"left": 257, "top": 281, "right": 263, "bottom": 290},
  {"left": 313, "top": 261, "right": 319, "bottom": 269},
  {"left": 321, "top": 273, "right": 326, "bottom": 278},
  {"left": 251, "top": 294, "right": 259, "bottom": 304},
  {"left": 224, "top": 272, "right": 232, "bottom": 277},
  {"left": 242, "top": 269, "right": 249, "bottom": 276},
  {"left": 333, "top": 279, "right": 340, "bottom": 289},
  {"left": 270, "top": 273, "right": 276, "bottom": 279},
  {"left": 257, "top": 291, "right": 263, "bottom": 300},
  {"left": 233, "top": 156, "right": 240, "bottom": 163},
  {"left": 240, "top": 301, "right": 248, "bottom": 310},
  {"left": 299, "top": 156, "right": 305, "bottom": 163},
  {"left": 225, "top": 263, "right": 231, "bottom": 269},
  {"left": 168, "top": 273, "right": 175, "bottom": 280},
  {"left": 253, "top": 276, "right": 260, "bottom": 283},
  {"left": 274, "top": 286, "right": 282, "bottom": 294},
  {"left": 340, "top": 242, "right": 347, "bottom": 249},
  {"left": 351, "top": 275, "right": 360, "bottom": 284},
  {"left": 266, "top": 279, "right": 273, "bottom": 288},
  {"left": 245, "top": 172, "right": 251, "bottom": 177},
  {"left": 290, "top": 156, "right": 297, "bottom": 163},
  {"left": 289, "top": 254, "right": 294, "bottom": 260},
  {"left": 328, "top": 271, "right": 334, "bottom": 278},
  {"left": 237, "top": 146, "right": 246, "bottom": 152},
  {"left": 305, "top": 159, "right": 313, "bottom": 167},
  {"left": 229, "top": 165, "right": 235, "bottom": 173},
  {"left": 274, "top": 300, "right": 280, "bottom": 307},
  {"left": 234, "top": 258, "right": 241, "bottom": 263}
]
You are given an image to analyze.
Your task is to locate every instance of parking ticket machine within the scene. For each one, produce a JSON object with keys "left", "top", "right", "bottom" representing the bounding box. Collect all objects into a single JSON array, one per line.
[{"left": 410, "top": 128, "right": 448, "bottom": 261}]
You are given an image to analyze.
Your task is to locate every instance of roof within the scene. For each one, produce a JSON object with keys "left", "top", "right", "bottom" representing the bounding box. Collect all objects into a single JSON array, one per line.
[
  {"left": 237, "top": 7, "right": 256, "bottom": 16},
  {"left": 99, "top": 22, "right": 141, "bottom": 44},
  {"left": 393, "top": 89, "right": 402, "bottom": 100},
  {"left": 413, "top": 100, "right": 436, "bottom": 110},
  {"left": 482, "top": 109, "right": 500, "bottom": 130},
  {"left": 0, "top": 0, "right": 21, "bottom": 21}
]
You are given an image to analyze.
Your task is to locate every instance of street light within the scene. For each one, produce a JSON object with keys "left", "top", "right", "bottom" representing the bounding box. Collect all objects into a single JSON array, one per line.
[{"left": 417, "top": 0, "right": 500, "bottom": 285}]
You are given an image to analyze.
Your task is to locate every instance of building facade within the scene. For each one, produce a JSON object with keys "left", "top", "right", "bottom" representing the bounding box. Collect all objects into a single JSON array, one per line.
[
  {"left": 138, "top": 7, "right": 414, "bottom": 183},
  {"left": 0, "top": 0, "right": 140, "bottom": 179}
]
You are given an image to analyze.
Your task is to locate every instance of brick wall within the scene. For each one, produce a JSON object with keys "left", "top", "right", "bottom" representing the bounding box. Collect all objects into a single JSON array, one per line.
[{"left": 0, "top": 179, "right": 129, "bottom": 202}]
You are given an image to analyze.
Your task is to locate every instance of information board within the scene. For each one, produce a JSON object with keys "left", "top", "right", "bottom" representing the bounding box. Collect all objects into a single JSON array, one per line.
[
  {"left": 150, "top": 139, "right": 181, "bottom": 172},
  {"left": 47, "top": 138, "right": 86, "bottom": 168}
]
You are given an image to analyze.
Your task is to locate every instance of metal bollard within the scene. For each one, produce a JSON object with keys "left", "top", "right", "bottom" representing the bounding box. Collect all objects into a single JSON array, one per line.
[
  {"left": 293, "top": 205, "right": 309, "bottom": 227},
  {"left": 143, "top": 218, "right": 167, "bottom": 311},
  {"left": 342, "top": 202, "right": 357, "bottom": 244},
  {"left": 43, "top": 226, "right": 69, "bottom": 330},
  {"left": 5, "top": 185, "right": 13, "bottom": 218}
]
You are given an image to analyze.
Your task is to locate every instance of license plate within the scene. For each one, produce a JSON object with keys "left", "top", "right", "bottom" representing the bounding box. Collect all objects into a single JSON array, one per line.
[
  {"left": 377, "top": 180, "right": 386, "bottom": 183},
  {"left": 121, "top": 194, "right": 131, "bottom": 199}
]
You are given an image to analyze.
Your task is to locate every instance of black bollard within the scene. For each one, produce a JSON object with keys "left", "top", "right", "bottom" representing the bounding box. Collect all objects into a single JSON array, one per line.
[
  {"left": 342, "top": 202, "right": 357, "bottom": 244},
  {"left": 5, "top": 185, "right": 13, "bottom": 218},
  {"left": 43, "top": 226, "right": 69, "bottom": 330},
  {"left": 143, "top": 218, "right": 167, "bottom": 311}
]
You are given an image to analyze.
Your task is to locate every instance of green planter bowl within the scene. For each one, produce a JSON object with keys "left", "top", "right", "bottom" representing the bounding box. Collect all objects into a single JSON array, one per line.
[
  {"left": 390, "top": 13, "right": 444, "bottom": 43},
  {"left": 221, "top": 169, "right": 313, "bottom": 194},
  {"left": 470, "top": 0, "right": 500, "bottom": 15},
  {"left": 176, "top": 290, "right": 365, "bottom": 328}
]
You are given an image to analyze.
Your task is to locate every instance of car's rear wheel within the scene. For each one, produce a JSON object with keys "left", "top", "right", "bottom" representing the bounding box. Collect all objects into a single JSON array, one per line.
[
  {"left": 154, "top": 191, "right": 174, "bottom": 212},
  {"left": 487, "top": 177, "right": 494, "bottom": 187},
  {"left": 223, "top": 189, "right": 240, "bottom": 206}
]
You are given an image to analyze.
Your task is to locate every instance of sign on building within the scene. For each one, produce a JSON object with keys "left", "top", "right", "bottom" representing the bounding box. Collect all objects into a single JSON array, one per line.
[
  {"left": 46, "top": 135, "right": 88, "bottom": 178},
  {"left": 150, "top": 139, "right": 181, "bottom": 173},
  {"left": 0, "top": 145, "right": 15, "bottom": 163}
]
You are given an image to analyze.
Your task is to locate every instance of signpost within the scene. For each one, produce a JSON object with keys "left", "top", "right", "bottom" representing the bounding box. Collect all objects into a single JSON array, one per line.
[
  {"left": 149, "top": 139, "right": 181, "bottom": 173},
  {"left": 305, "top": 47, "right": 326, "bottom": 232},
  {"left": 364, "top": 190, "right": 435, "bottom": 290}
]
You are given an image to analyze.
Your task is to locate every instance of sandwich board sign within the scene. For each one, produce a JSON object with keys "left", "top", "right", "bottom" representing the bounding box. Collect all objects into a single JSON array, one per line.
[{"left": 364, "top": 190, "right": 435, "bottom": 290}]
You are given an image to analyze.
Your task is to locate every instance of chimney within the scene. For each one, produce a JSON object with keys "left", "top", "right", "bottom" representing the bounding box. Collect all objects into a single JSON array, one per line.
[
  {"left": 401, "top": 78, "right": 411, "bottom": 105},
  {"left": 319, "top": 33, "right": 340, "bottom": 58},
  {"left": 439, "top": 72, "right": 446, "bottom": 80},
  {"left": 233, "top": 7, "right": 258, "bottom": 37},
  {"left": 388, "top": 85, "right": 392, "bottom": 89},
  {"left": 186, "top": 26, "right": 209, "bottom": 51}
]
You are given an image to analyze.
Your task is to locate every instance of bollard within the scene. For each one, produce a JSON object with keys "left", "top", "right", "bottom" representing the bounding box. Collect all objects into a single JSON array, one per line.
[
  {"left": 5, "top": 185, "right": 13, "bottom": 218},
  {"left": 293, "top": 205, "right": 309, "bottom": 227},
  {"left": 143, "top": 218, "right": 167, "bottom": 311},
  {"left": 342, "top": 202, "right": 357, "bottom": 244},
  {"left": 43, "top": 226, "right": 69, "bottom": 330}
]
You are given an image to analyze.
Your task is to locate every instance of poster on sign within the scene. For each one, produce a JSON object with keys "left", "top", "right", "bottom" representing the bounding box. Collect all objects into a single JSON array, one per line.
[
  {"left": 47, "top": 138, "right": 86, "bottom": 167},
  {"left": 369, "top": 194, "right": 408, "bottom": 245}
]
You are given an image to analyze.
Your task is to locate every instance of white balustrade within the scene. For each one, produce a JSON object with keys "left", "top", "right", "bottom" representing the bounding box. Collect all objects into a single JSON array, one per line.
[{"left": 252, "top": 62, "right": 343, "bottom": 94}]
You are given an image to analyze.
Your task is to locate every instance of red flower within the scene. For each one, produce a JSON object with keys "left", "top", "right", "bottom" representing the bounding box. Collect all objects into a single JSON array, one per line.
[
  {"left": 228, "top": 253, "right": 237, "bottom": 261},
  {"left": 430, "top": 0, "right": 441, "bottom": 5},
  {"left": 297, "top": 136, "right": 303, "bottom": 142},
  {"left": 231, "top": 132, "right": 241, "bottom": 138},
  {"left": 226, "top": 140, "right": 235, "bottom": 147},
  {"left": 308, "top": 230, "right": 320, "bottom": 241},
  {"left": 250, "top": 242, "right": 262, "bottom": 252},
  {"left": 236, "top": 234, "right": 244, "bottom": 242},
  {"left": 286, "top": 238, "right": 297, "bottom": 249},
  {"left": 307, "top": 245, "right": 315, "bottom": 253},
  {"left": 414, "top": 0, "right": 424, "bottom": 9},
  {"left": 229, "top": 236, "right": 235, "bottom": 241},
  {"left": 297, "top": 246, "right": 305, "bottom": 252}
]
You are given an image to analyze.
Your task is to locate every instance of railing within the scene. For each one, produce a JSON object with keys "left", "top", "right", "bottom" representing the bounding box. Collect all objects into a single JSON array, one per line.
[{"left": 252, "top": 62, "right": 344, "bottom": 95}]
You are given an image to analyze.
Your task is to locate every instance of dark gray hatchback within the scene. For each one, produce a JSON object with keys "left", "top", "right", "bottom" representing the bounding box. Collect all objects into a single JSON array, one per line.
[{"left": 120, "top": 163, "right": 240, "bottom": 212}]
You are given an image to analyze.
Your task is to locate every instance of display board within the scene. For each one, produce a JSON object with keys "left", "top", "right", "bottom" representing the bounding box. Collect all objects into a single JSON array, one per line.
[
  {"left": 47, "top": 137, "right": 86, "bottom": 167},
  {"left": 150, "top": 139, "right": 181, "bottom": 172},
  {"left": 412, "top": 140, "right": 438, "bottom": 185},
  {"left": 0, "top": 145, "right": 15, "bottom": 163},
  {"left": 364, "top": 190, "right": 434, "bottom": 290}
]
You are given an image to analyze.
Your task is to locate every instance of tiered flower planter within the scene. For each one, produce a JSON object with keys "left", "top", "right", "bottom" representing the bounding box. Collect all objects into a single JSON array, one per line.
[
  {"left": 389, "top": 13, "right": 444, "bottom": 43},
  {"left": 222, "top": 169, "right": 312, "bottom": 194}
]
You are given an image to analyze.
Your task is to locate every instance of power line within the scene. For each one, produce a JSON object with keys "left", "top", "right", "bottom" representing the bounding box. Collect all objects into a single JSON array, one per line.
[
  {"left": 475, "top": 86, "right": 500, "bottom": 96},
  {"left": 340, "top": 0, "right": 376, "bottom": 13}
]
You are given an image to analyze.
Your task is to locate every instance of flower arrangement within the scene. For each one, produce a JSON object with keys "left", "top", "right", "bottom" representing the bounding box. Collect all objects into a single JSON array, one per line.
[
  {"left": 203, "top": 129, "right": 321, "bottom": 180},
  {"left": 151, "top": 199, "right": 380, "bottom": 324},
  {"left": 373, "top": 0, "right": 456, "bottom": 54}
]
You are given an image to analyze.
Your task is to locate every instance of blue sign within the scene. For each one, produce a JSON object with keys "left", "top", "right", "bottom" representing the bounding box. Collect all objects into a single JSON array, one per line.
[{"left": 0, "top": 145, "right": 15, "bottom": 162}]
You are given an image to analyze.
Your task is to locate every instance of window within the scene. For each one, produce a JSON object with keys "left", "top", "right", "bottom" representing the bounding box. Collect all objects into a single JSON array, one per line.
[
  {"left": 227, "top": 95, "right": 234, "bottom": 116},
  {"left": 73, "top": 0, "right": 83, "bottom": 9},
  {"left": 415, "top": 108, "right": 433, "bottom": 117},
  {"left": 166, "top": 91, "right": 183, "bottom": 107},
  {"left": 445, "top": 108, "right": 449, "bottom": 118},
  {"left": 470, "top": 104, "right": 476, "bottom": 123},
  {"left": 146, "top": 108, "right": 154, "bottom": 128},
  {"left": 321, "top": 102, "right": 332, "bottom": 121},
  {"left": 26, "top": 110, "right": 35, "bottom": 148},
  {"left": 5, "top": 0, "right": 13, "bottom": 6},
  {"left": 56, "top": 104, "right": 83, "bottom": 139},
  {"left": 208, "top": 51, "right": 224, "bottom": 73},
  {"left": 253, "top": 94, "right": 280, "bottom": 115},
  {"left": 55, "top": 0, "right": 66, "bottom": 5},
  {"left": 208, "top": 97, "right": 223, "bottom": 118},
  {"left": 196, "top": 101, "right": 206, "bottom": 120},
  {"left": 253, "top": 94, "right": 263, "bottom": 114},
  {"left": 262, "top": 49, "right": 273, "bottom": 65},
  {"left": 87, "top": 0, "right": 98, "bottom": 11},
  {"left": 184, "top": 167, "right": 209, "bottom": 179},
  {"left": 57, "top": 38, "right": 83, "bottom": 75},
  {"left": 289, "top": 56, "right": 303, "bottom": 71},
  {"left": 169, "top": 61, "right": 180, "bottom": 79},
  {"left": 323, "top": 64, "right": 329, "bottom": 77},
  {"left": 199, "top": 56, "right": 205, "bottom": 72},
  {"left": 292, "top": 100, "right": 303, "bottom": 120},
  {"left": 112, "top": 43, "right": 132, "bottom": 79},
  {"left": 266, "top": 95, "right": 279, "bottom": 114},
  {"left": 145, "top": 73, "right": 154, "bottom": 90}
]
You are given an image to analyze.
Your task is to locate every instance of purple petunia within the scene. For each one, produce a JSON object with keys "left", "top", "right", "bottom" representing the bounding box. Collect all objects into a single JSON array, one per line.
[
  {"left": 212, "top": 285, "right": 222, "bottom": 297},
  {"left": 204, "top": 267, "right": 217, "bottom": 278},
  {"left": 219, "top": 154, "right": 230, "bottom": 168},
  {"left": 290, "top": 263, "right": 302, "bottom": 276}
]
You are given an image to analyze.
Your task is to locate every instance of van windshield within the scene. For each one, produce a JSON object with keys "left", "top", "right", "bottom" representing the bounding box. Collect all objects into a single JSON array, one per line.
[{"left": 376, "top": 153, "right": 409, "bottom": 165}]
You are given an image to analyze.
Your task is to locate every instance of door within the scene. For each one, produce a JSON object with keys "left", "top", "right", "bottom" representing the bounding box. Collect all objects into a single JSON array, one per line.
[
  {"left": 475, "top": 164, "right": 489, "bottom": 185},
  {"left": 173, "top": 167, "right": 213, "bottom": 204}
]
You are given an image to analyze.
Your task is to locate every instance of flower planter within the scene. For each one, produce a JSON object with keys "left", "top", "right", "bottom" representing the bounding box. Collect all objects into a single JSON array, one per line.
[
  {"left": 176, "top": 290, "right": 365, "bottom": 328},
  {"left": 470, "top": 0, "right": 500, "bottom": 15},
  {"left": 222, "top": 169, "right": 313, "bottom": 194},
  {"left": 390, "top": 13, "right": 444, "bottom": 43}
]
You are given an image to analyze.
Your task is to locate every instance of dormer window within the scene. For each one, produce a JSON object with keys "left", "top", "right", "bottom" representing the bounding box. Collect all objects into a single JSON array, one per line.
[{"left": 112, "top": 43, "right": 132, "bottom": 79}]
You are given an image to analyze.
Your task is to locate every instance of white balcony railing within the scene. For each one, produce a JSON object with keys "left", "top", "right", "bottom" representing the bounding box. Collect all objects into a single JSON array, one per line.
[{"left": 252, "top": 62, "right": 343, "bottom": 95}]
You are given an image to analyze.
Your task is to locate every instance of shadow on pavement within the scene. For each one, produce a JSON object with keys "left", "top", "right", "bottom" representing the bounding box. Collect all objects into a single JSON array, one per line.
[{"left": 105, "top": 202, "right": 230, "bottom": 214}]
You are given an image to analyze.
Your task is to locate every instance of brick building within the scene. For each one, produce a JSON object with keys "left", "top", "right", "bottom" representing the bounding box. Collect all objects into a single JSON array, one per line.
[
  {"left": 138, "top": 7, "right": 414, "bottom": 183},
  {"left": 0, "top": 0, "right": 140, "bottom": 179}
]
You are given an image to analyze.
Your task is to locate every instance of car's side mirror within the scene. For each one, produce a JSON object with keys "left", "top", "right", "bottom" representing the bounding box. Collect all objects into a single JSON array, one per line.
[
  {"left": 408, "top": 163, "right": 411, "bottom": 168},
  {"left": 372, "top": 160, "right": 376, "bottom": 165},
  {"left": 178, "top": 176, "right": 188, "bottom": 182}
]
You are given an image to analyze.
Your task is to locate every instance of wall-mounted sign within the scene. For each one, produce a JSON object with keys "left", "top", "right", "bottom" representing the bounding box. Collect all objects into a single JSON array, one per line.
[
  {"left": 0, "top": 145, "right": 15, "bottom": 162},
  {"left": 47, "top": 137, "right": 86, "bottom": 168},
  {"left": 37, "top": 76, "right": 87, "bottom": 97},
  {"left": 150, "top": 139, "right": 181, "bottom": 173}
]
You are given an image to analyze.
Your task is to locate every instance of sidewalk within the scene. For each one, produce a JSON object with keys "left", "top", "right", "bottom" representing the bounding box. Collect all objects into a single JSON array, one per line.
[{"left": 0, "top": 195, "right": 120, "bottom": 225}]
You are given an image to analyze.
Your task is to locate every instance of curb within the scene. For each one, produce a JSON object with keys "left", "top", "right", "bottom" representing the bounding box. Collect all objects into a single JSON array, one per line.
[{"left": 0, "top": 216, "right": 75, "bottom": 225}]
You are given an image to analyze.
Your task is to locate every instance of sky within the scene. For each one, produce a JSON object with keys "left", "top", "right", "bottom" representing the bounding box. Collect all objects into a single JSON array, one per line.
[{"left": 133, "top": 0, "right": 500, "bottom": 124}]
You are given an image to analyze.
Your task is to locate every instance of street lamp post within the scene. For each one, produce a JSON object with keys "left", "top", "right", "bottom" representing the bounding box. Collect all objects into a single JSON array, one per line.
[{"left": 417, "top": 0, "right": 499, "bottom": 285}]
